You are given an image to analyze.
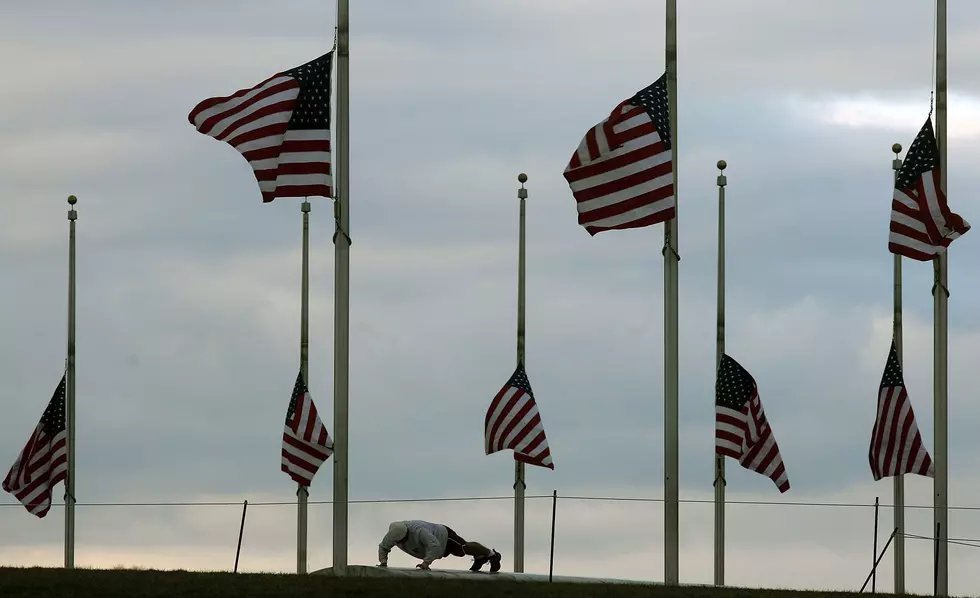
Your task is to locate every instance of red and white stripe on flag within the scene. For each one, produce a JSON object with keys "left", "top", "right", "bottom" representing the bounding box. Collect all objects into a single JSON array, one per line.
[{"left": 716, "top": 396, "right": 790, "bottom": 493}]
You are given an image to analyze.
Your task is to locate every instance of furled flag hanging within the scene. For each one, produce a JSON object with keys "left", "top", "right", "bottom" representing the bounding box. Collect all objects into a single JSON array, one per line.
[
  {"left": 281, "top": 371, "right": 333, "bottom": 486},
  {"left": 562, "top": 72, "right": 675, "bottom": 235},
  {"left": 888, "top": 116, "right": 970, "bottom": 260},
  {"left": 485, "top": 363, "right": 554, "bottom": 469},
  {"left": 3, "top": 374, "right": 69, "bottom": 518},
  {"left": 869, "top": 339, "right": 934, "bottom": 480},
  {"left": 189, "top": 52, "right": 333, "bottom": 203},
  {"left": 715, "top": 354, "right": 790, "bottom": 493}
]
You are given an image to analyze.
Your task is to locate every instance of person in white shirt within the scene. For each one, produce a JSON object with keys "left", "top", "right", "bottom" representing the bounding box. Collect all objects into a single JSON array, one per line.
[{"left": 377, "top": 520, "right": 502, "bottom": 572}]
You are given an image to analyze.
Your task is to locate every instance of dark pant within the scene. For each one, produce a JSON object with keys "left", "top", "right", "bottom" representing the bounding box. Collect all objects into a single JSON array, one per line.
[{"left": 443, "top": 526, "right": 467, "bottom": 557}]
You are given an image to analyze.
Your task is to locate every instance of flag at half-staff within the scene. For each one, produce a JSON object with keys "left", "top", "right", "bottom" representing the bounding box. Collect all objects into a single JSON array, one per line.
[
  {"left": 3, "top": 374, "right": 69, "bottom": 518},
  {"left": 715, "top": 354, "right": 790, "bottom": 493},
  {"left": 562, "top": 72, "right": 674, "bottom": 236},
  {"left": 888, "top": 116, "right": 969, "bottom": 260},
  {"left": 869, "top": 339, "right": 933, "bottom": 480},
  {"left": 188, "top": 52, "right": 334, "bottom": 202},
  {"left": 485, "top": 363, "right": 554, "bottom": 470},
  {"left": 281, "top": 371, "right": 333, "bottom": 486}
]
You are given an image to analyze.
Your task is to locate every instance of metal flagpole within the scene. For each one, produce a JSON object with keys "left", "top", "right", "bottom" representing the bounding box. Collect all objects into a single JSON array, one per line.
[
  {"left": 933, "top": 0, "right": 949, "bottom": 593},
  {"left": 713, "top": 160, "right": 727, "bottom": 586},
  {"left": 297, "top": 199, "right": 311, "bottom": 574},
  {"left": 891, "top": 141, "right": 905, "bottom": 595},
  {"left": 663, "top": 0, "right": 680, "bottom": 585},
  {"left": 873, "top": 496, "right": 880, "bottom": 593},
  {"left": 514, "top": 173, "right": 528, "bottom": 573},
  {"left": 332, "top": 0, "right": 351, "bottom": 575},
  {"left": 65, "top": 194, "right": 77, "bottom": 570}
]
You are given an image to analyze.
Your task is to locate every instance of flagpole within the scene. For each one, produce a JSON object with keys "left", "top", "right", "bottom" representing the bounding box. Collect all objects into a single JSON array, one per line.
[
  {"left": 513, "top": 173, "right": 528, "bottom": 573},
  {"left": 65, "top": 194, "right": 77, "bottom": 570},
  {"left": 933, "top": 0, "right": 949, "bottom": 593},
  {"left": 891, "top": 142, "right": 905, "bottom": 595},
  {"left": 332, "top": 0, "right": 351, "bottom": 575},
  {"left": 333, "top": 0, "right": 350, "bottom": 575},
  {"left": 713, "top": 160, "right": 727, "bottom": 587},
  {"left": 297, "top": 199, "right": 311, "bottom": 574},
  {"left": 663, "top": 0, "right": 680, "bottom": 585}
]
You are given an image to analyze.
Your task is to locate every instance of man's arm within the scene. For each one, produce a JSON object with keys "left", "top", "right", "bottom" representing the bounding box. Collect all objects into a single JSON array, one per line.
[
  {"left": 378, "top": 527, "right": 403, "bottom": 566},
  {"left": 417, "top": 527, "right": 442, "bottom": 568}
]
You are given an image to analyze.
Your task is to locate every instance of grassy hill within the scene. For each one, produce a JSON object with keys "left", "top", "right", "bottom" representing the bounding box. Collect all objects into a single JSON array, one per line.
[{"left": 0, "top": 567, "right": 921, "bottom": 598}]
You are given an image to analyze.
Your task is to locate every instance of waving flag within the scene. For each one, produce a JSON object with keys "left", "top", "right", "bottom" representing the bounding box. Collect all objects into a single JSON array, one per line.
[
  {"left": 888, "top": 117, "right": 969, "bottom": 260},
  {"left": 3, "top": 374, "right": 68, "bottom": 517},
  {"left": 562, "top": 73, "right": 674, "bottom": 235},
  {"left": 715, "top": 354, "right": 790, "bottom": 493},
  {"left": 281, "top": 371, "right": 333, "bottom": 486},
  {"left": 189, "top": 52, "right": 333, "bottom": 202},
  {"left": 485, "top": 363, "right": 554, "bottom": 469},
  {"left": 869, "top": 340, "right": 934, "bottom": 480}
]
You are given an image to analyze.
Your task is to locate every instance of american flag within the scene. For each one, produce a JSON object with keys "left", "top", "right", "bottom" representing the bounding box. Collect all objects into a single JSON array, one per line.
[
  {"left": 2, "top": 374, "right": 68, "bottom": 518},
  {"left": 281, "top": 371, "right": 333, "bottom": 487},
  {"left": 869, "top": 339, "right": 934, "bottom": 480},
  {"left": 485, "top": 363, "right": 554, "bottom": 470},
  {"left": 715, "top": 354, "right": 790, "bottom": 493},
  {"left": 189, "top": 52, "right": 333, "bottom": 203},
  {"left": 888, "top": 117, "right": 970, "bottom": 260},
  {"left": 562, "top": 72, "right": 674, "bottom": 235}
]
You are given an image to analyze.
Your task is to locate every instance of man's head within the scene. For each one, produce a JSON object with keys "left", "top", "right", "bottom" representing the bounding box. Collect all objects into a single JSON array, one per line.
[{"left": 388, "top": 521, "right": 408, "bottom": 543}]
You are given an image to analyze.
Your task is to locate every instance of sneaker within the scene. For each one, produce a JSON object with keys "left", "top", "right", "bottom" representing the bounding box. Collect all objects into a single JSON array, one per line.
[
  {"left": 489, "top": 550, "right": 501, "bottom": 573},
  {"left": 469, "top": 553, "right": 491, "bottom": 572}
]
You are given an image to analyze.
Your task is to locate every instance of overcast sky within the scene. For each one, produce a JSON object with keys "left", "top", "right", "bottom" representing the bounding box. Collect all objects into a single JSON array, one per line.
[{"left": 2, "top": 0, "right": 980, "bottom": 594}]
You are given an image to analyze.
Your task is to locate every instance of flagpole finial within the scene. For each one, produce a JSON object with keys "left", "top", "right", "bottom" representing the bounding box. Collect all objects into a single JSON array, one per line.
[
  {"left": 518, "top": 172, "right": 528, "bottom": 185},
  {"left": 717, "top": 160, "right": 727, "bottom": 171},
  {"left": 892, "top": 143, "right": 902, "bottom": 155},
  {"left": 518, "top": 173, "right": 528, "bottom": 200},
  {"left": 67, "top": 195, "right": 77, "bottom": 206},
  {"left": 67, "top": 195, "right": 78, "bottom": 221}
]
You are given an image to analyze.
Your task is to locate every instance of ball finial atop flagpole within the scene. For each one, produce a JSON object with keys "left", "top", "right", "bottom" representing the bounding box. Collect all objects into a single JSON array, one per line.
[{"left": 892, "top": 143, "right": 902, "bottom": 155}]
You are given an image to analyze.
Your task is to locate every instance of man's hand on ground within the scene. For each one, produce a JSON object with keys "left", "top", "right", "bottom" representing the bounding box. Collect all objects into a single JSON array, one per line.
[
  {"left": 416, "top": 563, "right": 431, "bottom": 570},
  {"left": 377, "top": 563, "right": 387, "bottom": 567}
]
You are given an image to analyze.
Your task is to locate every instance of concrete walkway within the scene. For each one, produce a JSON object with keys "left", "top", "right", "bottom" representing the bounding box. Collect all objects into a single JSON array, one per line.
[{"left": 312, "top": 564, "right": 661, "bottom": 585}]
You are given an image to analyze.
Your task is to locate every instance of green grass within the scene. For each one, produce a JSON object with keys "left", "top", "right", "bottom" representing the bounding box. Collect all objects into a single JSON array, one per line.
[{"left": 0, "top": 567, "right": 921, "bottom": 598}]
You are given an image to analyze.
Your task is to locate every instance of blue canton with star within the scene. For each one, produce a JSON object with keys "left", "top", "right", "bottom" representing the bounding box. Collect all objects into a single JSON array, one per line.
[
  {"left": 895, "top": 117, "right": 940, "bottom": 191},
  {"left": 41, "top": 375, "right": 67, "bottom": 436},
  {"left": 506, "top": 363, "right": 534, "bottom": 397},
  {"left": 880, "top": 340, "right": 906, "bottom": 389},
  {"left": 629, "top": 72, "right": 671, "bottom": 150},
  {"left": 715, "top": 354, "right": 756, "bottom": 410},
  {"left": 285, "top": 371, "right": 308, "bottom": 423},
  {"left": 282, "top": 52, "right": 333, "bottom": 130}
]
